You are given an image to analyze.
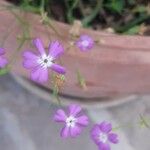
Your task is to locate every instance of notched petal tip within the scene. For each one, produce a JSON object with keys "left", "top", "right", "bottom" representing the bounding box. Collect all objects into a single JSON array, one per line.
[
  {"left": 108, "top": 133, "right": 119, "bottom": 144},
  {"left": 99, "top": 121, "right": 112, "bottom": 133},
  {"left": 77, "top": 115, "right": 89, "bottom": 126},
  {"left": 69, "top": 104, "right": 82, "bottom": 116},
  {"left": 60, "top": 127, "right": 70, "bottom": 138},
  {"left": 54, "top": 109, "right": 66, "bottom": 122}
]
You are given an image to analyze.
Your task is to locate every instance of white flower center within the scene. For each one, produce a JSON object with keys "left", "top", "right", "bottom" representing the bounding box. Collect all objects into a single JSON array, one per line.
[
  {"left": 99, "top": 133, "right": 108, "bottom": 143},
  {"left": 66, "top": 116, "right": 77, "bottom": 128},
  {"left": 37, "top": 54, "right": 53, "bottom": 68},
  {"left": 81, "top": 40, "right": 89, "bottom": 47}
]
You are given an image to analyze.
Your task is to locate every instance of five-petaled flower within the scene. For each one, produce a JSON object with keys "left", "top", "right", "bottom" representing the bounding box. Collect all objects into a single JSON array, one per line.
[
  {"left": 76, "top": 34, "right": 94, "bottom": 51},
  {"left": 23, "top": 38, "right": 66, "bottom": 83},
  {"left": 54, "top": 104, "right": 89, "bottom": 138},
  {"left": 0, "top": 48, "right": 8, "bottom": 68},
  {"left": 91, "top": 121, "right": 119, "bottom": 150}
]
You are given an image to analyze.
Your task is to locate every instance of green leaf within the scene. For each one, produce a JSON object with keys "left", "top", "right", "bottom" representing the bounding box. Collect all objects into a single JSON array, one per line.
[
  {"left": 139, "top": 114, "right": 150, "bottom": 129},
  {"left": 128, "top": 0, "right": 136, "bottom": 5},
  {"left": 0, "top": 67, "right": 9, "bottom": 76},
  {"left": 115, "top": 14, "right": 150, "bottom": 33},
  {"left": 60, "top": 75, "right": 65, "bottom": 81},
  {"left": 105, "top": 0, "right": 125, "bottom": 14},
  {"left": 132, "top": 5, "right": 147, "bottom": 13},
  {"left": 82, "top": 0, "right": 103, "bottom": 27},
  {"left": 124, "top": 26, "right": 140, "bottom": 35}
]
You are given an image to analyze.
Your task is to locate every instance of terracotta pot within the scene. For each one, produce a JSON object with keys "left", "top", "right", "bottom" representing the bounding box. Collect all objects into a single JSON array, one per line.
[{"left": 0, "top": 0, "right": 150, "bottom": 107}]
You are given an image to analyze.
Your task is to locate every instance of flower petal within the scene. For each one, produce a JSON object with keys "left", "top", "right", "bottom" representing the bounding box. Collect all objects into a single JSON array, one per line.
[
  {"left": 76, "top": 35, "right": 94, "bottom": 51},
  {"left": 33, "top": 38, "right": 46, "bottom": 55},
  {"left": 51, "top": 64, "right": 66, "bottom": 74},
  {"left": 99, "top": 121, "right": 112, "bottom": 133},
  {"left": 0, "top": 48, "right": 5, "bottom": 55},
  {"left": 70, "top": 125, "right": 81, "bottom": 138},
  {"left": 49, "top": 41, "right": 64, "bottom": 59},
  {"left": 0, "top": 57, "right": 8, "bottom": 68},
  {"left": 69, "top": 104, "right": 82, "bottom": 116},
  {"left": 60, "top": 126, "right": 70, "bottom": 138},
  {"left": 23, "top": 51, "right": 38, "bottom": 60},
  {"left": 108, "top": 133, "right": 119, "bottom": 144},
  {"left": 99, "top": 142, "right": 110, "bottom": 150},
  {"left": 54, "top": 109, "right": 67, "bottom": 122},
  {"left": 77, "top": 115, "right": 89, "bottom": 126},
  {"left": 31, "top": 67, "right": 48, "bottom": 83},
  {"left": 91, "top": 124, "right": 101, "bottom": 145},
  {"left": 23, "top": 59, "right": 38, "bottom": 69},
  {"left": 23, "top": 51, "right": 39, "bottom": 69}
]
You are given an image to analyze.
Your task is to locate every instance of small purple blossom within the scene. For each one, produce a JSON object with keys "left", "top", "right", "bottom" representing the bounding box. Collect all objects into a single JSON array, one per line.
[
  {"left": 91, "top": 121, "right": 119, "bottom": 150},
  {"left": 54, "top": 104, "right": 89, "bottom": 138},
  {"left": 0, "top": 48, "right": 8, "bottom": 68},
  {"left": 23, "top": 38, "right": 66, "bottom": 83},
  {"left": 76, "top": 34, "right": 94, "bottom": 51}
]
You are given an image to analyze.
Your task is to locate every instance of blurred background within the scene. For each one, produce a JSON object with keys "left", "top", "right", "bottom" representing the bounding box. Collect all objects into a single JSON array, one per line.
[
  {"left": 0, "top": 0, "right": 150, "bottom": 150},
  {"left": 7, "top": 0, "right": 150, "bottom": 35}
]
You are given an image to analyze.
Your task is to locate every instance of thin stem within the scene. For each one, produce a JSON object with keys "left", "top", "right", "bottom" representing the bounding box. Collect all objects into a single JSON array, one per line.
[
  {"left": 52, "top": 73, "right": 61, "bottom": 106},
  {"left": 82, "top": 0, "right": 103, "bottom": 27},
  {"left": 76, "top": 69, "right": 87, "bottom": 90},
  {"left": 113, "top": 114, "right": 150, "bottom": 131},
  {"left": 65, "top": 0, "right": 79, "bottom": 24},
  {"left": 115, "top": 14, "right": 150, "bottom": 33}
]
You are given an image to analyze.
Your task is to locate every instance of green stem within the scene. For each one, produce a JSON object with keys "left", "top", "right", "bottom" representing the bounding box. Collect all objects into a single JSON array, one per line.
[
  {"left": 113, "top": 114, "right": 150, "bottom": 131},
  {"left": 82, "top": 0, "right": 103, "bottom": 27},
  {"left": 65, "top": 0, "right": 79, "bottom": 24},
  {"left": 40, "top": 8, "right": 60, "bottom": 37},
  {"left": 115, "top": 14, "right": 150, "bottom": 33},
  {"left": 52, "top": 73, "right": 61, "bottom": 105},
  {"left": 76, "top": 69, "right": 87, "bottom": 90}
]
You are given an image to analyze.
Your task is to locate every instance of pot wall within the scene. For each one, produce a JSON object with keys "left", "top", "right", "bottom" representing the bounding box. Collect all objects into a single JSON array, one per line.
[{"left": 1, "top": 0, "right": 150, "bottom": 99}]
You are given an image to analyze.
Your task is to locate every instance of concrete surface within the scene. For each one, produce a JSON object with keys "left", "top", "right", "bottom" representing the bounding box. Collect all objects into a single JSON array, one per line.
[{"left": 0, "top": 74, "right": 150, "bottom": 150}]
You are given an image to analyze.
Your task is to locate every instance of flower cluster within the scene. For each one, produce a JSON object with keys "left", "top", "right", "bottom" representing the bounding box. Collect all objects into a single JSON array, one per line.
[
  {"left": 54, "top": 104, "right": 119, "bottom": 150},
  {"left": 0, "top": 35, "right": 94, "bottom": 81},
  {"left": 21, "top": 35, "right": 94, "bottom": 83},
  {"left": 0, "top": 34, "right": 119, "bottom": 150}
]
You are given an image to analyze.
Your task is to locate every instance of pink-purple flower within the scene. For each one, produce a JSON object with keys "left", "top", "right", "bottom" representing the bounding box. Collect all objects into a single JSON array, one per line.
[
  {"left": 0, "top": 48, "right": 8, "bottom": 68},
  {"left": 54, "top": 104, "right": 89, "bottom": 138},
  {"left": 23, "top": 38, "right": 66, "bottom": 83},
  {"left": 91, "top": 121, "right": 119, "bottom": 150},
  {"left": 76, "top": 34, "right": 94, "bottom": 51}
]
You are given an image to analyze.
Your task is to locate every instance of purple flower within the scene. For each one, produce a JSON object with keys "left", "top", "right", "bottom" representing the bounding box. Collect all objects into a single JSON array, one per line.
[
  {"left": 23, "top": 38, "right": 66, "bottom": 83},
  {"left": 54, "top": 104, "right": 89, "bottom": 138},
  {"left": 0, "top": 48, "right": 8, "bottom": 68},
  {"left": 91, "top": 121, "right": 119, "bottom": 150},
  {"left": 76, "top": 35, "right": 94, "bottom": 51}
]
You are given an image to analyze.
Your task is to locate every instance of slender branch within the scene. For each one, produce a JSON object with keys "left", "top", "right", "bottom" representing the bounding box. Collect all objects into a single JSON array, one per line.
[{"left": 82, "top": 0, "right": 103, "bottom": 27}]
